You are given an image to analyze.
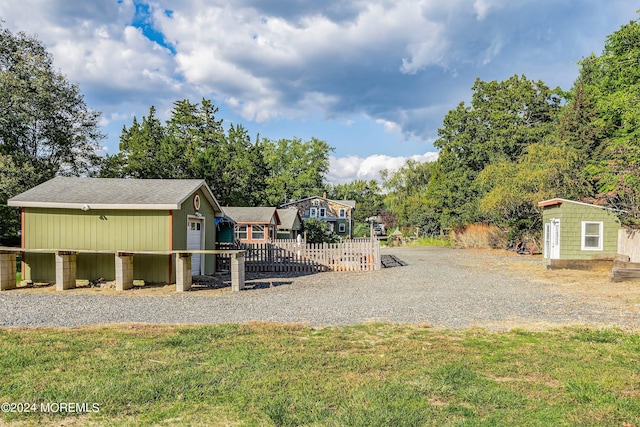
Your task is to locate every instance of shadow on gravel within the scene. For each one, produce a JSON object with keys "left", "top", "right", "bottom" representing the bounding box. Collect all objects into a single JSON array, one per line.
[
  {"left": 189, "top": 271, "right": 314, "bottom": 292},
  {"left": 242, "top": 280, "right": 294, "bottom": 290},
  {"left": 380, "top": 254, "right": 407, "bottom": 268}
]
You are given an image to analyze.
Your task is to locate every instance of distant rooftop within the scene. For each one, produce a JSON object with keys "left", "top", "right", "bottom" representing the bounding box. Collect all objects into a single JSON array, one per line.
[{"left": 222, "top": 207, "right": 281, "bottom": 225}]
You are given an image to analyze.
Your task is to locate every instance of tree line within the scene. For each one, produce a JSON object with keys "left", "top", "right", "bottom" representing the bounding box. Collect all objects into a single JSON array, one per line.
[
  {"left": 99, "top": 100, "right": 332, "bottom": 208},
  {"left": 0, "top": 24, "right": 336, "bottom": 243},
  {"left": 2, "top": 17, "right": 640, "bottom": 245},
  {"left": 381, "top": 16, "right": 640, "bottom": 240}
]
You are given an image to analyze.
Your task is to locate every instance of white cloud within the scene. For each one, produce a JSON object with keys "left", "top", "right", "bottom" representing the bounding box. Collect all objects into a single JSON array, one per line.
[
  {"left": 155, "top": 0, "right": 454, "bottom": 118},
  {"left": 327, "top": 152, "right": 439, "bottom": 184},
  {"left": 473, "top": 0, "right": 493, "bottom": 21},
  {"left": 375, "top": 119, "right": 401, "bottom": 133},
  {"left": 0, "top": 0, "right": 183, "bottom": 117},
  {"left": 0, "top": 0, "right": 637, "bottom": 158}
]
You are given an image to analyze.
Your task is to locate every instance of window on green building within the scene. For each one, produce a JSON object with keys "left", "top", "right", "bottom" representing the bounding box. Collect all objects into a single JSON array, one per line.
[{"left": 581, "top": 221, "right": 603, "bottom": 250}]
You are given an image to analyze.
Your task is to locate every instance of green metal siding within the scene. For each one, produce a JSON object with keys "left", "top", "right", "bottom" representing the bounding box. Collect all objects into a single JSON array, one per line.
[
  {"left": 133, "top": 254, "right": 169, "bottom": 283},
  {"left": 171, "top": 188, "right": 217, "bottom": 275},
  {"left": 76, "top": 253, "right": 116, "bottom": 281},
  {"left": 24, "top": 208, "right": 169, "bottom": 251},
  {"left": 542, "top": 202, "right": 620, "bottom": 260},
  {"left": 23, "top": 208, "right": 171, "bottom": 282},
  {"left": 23, "top": 253, "right": 54, "bottom": 283}
]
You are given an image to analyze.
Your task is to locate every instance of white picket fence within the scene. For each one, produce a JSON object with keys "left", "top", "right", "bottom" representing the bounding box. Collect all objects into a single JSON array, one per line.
[{"left": 216, "top": 239, "right": 381, "bottom": 272}]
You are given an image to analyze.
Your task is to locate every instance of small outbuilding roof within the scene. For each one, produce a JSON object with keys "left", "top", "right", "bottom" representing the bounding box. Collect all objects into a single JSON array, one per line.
[
  {"left": 8, "top": 177, "right": 222, "bottom": 212},
  {"left": 222, "top": 207, "right": 281, "bottom": 225},
  {"left": 537, "top": 198, "right": 618, "bottom": 211},
  {"left": 277, "top": 209, "right": 302, "bottom": 230}
]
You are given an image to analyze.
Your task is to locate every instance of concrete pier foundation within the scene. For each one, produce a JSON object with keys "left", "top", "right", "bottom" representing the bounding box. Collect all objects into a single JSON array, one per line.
[
  {"left": 55, "top": 251, "right": 77, "bottom": 291},
  {"left": 0, "top": 252, "right": 17, "bottom": 291},
  {"left": 231, "top": 251, "right": 245, "bottom": 292},
  {"left": 176, "top": 253, "right": 192, "bottom": 292},
  {"left": 115, "top": 252, "right": 134, "bottom": 291}
]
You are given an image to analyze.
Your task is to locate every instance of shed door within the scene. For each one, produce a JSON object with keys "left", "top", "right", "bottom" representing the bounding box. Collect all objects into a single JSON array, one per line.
[
  {"left": 187, "top": 218, "right": 203, "bottom": 275},
  {"left": 544, "top": 223, "right": 550, "bottom": 258},
  {"left": 550, "top": 219, "right": 560, "bottom": 260}
]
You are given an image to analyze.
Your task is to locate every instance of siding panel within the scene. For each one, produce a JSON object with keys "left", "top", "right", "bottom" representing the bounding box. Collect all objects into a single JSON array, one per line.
[{"left": 23, "top": 208, "right": 171, "bottom": 282}]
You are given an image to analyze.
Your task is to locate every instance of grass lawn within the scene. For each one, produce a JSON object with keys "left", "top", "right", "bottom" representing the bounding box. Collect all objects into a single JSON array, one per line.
[
  {"left": 0, "top": 323, "right": 638, "bottom": 426},
  {"left": 407, "top": 237, "right": 453, "bottom": 247}
]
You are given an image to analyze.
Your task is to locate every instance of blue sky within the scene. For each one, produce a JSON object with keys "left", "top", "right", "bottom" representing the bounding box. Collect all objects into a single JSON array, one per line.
[{"left": 0, "top": 0, "right": 637, "bottom": 183}]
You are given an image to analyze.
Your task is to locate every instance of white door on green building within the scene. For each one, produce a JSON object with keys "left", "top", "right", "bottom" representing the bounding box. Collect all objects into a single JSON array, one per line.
[
  {"left": 187, "top": 218, "right": 203, "bottom": 275},
  {"left": 550, "top": 219, "right": 560, "bottom": 259}
]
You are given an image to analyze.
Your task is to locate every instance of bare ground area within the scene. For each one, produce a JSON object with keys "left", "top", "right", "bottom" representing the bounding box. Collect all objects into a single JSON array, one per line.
[
  {"left": 2, "top": 246, "right": 639, "bottom": 329},
  {"left": 462, "top": 248, "right": 640, "bottom": 309}
]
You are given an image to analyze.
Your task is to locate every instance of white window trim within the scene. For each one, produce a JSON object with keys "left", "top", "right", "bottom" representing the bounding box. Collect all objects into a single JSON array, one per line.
[
  {"left": 319, "top": 208, "right": 326, "bottom": 218},
  {"left": 235, "top": 224, "right": 248, "bottom": 240},
  {"left": 310, "top": 207, "right": 317, "bottom": 218},
  {"left": 581, "top": 221, "right": 603, "bottom": 251},
  {"left": 339, "top": 208, "right": 346, "bottom": 218},
  {"left": 251, "top": 224, "right": 266, "bottom": 240},
  {"left": 338, "top": 223, "right": 346, "bottom": 233}
]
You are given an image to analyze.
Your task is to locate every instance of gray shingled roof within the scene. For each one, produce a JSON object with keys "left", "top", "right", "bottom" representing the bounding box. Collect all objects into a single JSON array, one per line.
[
  {"left": 222, "top": 207, "right": 280, "bottom": 225},
  {"left": 280, "top": 196, "right": 356, "bottom": 209},
  {"left": 8, "top": 177, "right": 222, "bottom": 212},
  {"left": 277, "top": 209, "right": 301, "bottom": 230}
]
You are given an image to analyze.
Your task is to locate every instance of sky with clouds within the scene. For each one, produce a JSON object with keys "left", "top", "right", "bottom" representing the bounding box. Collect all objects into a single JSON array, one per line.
[{"left": 0, "top": 1, "right": 637, "bottom": 183}]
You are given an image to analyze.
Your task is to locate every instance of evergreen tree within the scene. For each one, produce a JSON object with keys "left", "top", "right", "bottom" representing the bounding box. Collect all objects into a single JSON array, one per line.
[{"left": 0, "top": 25, "right": 103, "bottom": 242}]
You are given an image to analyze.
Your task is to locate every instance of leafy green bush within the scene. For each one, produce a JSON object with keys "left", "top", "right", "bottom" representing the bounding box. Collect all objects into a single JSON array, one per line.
[
  {"left": 353, "top": 222, "right": 370, "bottom": 238},
  {"left": 303, "top": 218, "right": 339, "bottom": 243}
]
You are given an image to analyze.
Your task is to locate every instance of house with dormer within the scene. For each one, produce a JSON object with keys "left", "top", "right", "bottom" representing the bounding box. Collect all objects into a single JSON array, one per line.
[{"left": 280, "top": 195, "right": 356, "bottom": 238}]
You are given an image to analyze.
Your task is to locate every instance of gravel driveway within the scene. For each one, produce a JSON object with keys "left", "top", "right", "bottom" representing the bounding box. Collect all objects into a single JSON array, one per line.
[{"left": 1, "top": 246, "right": 638, "bottom": 330}]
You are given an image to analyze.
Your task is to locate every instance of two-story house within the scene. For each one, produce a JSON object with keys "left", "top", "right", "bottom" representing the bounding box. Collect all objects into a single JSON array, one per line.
[{"left": 280, "top": 195, "right": 356, "bottom": 238}]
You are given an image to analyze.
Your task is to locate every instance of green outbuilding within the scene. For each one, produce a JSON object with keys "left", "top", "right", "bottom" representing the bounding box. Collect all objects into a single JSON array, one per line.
[
  {"left": 8, "top": 177, "right": 223, "bottom": 283},
  {"left": 538, "top": 198, "right": 621, "bottom": 262}
]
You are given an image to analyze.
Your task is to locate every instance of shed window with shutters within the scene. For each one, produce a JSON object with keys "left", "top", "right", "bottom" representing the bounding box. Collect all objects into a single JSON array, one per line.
[{"left": 581, "top": 221, "right": 603, "bottom": 250}]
